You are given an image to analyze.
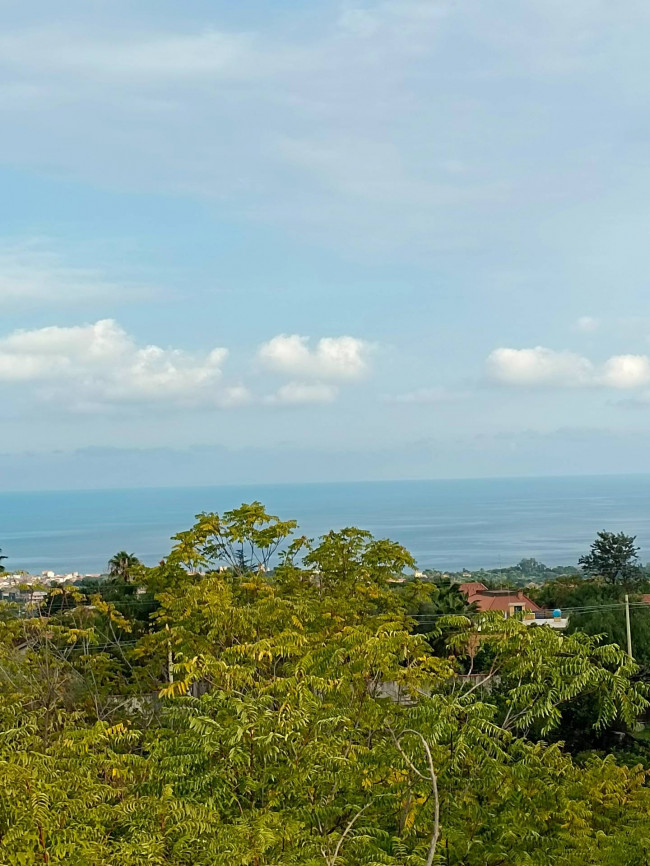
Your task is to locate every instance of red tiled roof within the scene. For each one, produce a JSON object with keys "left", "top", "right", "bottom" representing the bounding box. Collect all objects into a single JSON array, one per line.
[
  {"left": 472, "top": 591, "right": 540, "bottom": 613},
  {"left": 459, "top": 583, "right": 541, "bottom": 613},
  {"left": 458, "top": 581, "right": 487, "bottom": 596}
]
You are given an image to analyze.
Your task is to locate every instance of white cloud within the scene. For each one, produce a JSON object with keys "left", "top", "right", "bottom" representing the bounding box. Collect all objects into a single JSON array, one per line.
[
  {"left": 487, "top": 346, "right": 650, "bottom": 390},
  {"left": 0, "top": 321, "right": 375, "bottom": 411},
  {"left": 0, "top": 319, "right": 244, "bottom": 409},
  {"left": 600, "top": 354, "right": 650, "bottom": 389},
  {"left": 258, "top": 334, "right": 372, "bottom": 380},
  {"left": 0, "top": 239, "right": 134, "bottom": 305},
  {"left": 486, "top": 347, "right": 594, "bottom": 386},
  {"left": 264, "top": 382, "right": 339, "bottom": 406},
  {"left": 576, "top": 316, "right": 600, "bottom": 333}
]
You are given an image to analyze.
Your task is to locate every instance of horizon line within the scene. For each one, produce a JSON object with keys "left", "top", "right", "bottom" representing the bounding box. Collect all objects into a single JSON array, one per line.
[{"left": 1, "top": 470, "right": 649, "bottom": 497}]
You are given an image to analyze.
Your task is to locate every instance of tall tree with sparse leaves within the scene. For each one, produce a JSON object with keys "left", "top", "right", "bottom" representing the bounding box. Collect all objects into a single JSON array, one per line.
[{"left": 578, "top": 530, "right": 642, "bottom": 584}]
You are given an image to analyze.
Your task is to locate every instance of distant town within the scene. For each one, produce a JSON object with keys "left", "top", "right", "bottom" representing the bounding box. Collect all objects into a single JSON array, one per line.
[{"left": 0, "top": 569, "right": 105, "bottom": 604}]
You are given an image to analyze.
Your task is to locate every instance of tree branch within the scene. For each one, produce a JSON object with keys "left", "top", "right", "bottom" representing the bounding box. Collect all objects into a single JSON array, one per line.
[
  {"left": 392, "top": 728, "right": 440, "bottom": 866},
  {"left": 324, "top": 802, "right": 370, "bottom": 866}
]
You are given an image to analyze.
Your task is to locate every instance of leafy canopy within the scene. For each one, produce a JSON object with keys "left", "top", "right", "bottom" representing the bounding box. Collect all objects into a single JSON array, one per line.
[
  {"left": 0, "top": 504, "right": 649, "bottom": 865},
  {"left": 578, "top": 530, "right": 642, "bottom": 584}
]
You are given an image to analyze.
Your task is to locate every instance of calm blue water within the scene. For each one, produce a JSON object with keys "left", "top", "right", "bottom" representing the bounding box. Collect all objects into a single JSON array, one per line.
[{"left": 1, "top": 476, "right": 650, "bottom": 575}]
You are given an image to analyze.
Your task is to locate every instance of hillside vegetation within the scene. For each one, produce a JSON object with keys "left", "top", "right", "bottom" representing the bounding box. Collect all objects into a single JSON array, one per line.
[{"left": 1, "top": 505, "right": 649, "bottom": 865}]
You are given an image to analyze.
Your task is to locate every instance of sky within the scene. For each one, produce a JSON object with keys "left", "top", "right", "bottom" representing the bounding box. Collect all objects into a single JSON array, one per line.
[{"left": 2, "top": 0, "right": 650, "bottom": 489}]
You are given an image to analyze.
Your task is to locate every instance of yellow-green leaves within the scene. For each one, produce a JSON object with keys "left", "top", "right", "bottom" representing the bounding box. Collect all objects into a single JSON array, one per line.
[{"left": 2, "top": 504, "right": 650, "bottom": 863}]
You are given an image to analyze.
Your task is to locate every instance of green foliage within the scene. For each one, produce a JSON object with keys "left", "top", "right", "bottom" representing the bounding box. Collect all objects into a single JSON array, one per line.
[
  {"left": 170, "top": 501, "right": 298, "bottom": 575},
  {"left": 405, "top": 580, "right": 478, "bottom": 656},
  {"left": 533, "top": 573, "right": 650, "bottom": 669},
  {"left": 578, "top": 530, "right": 642, "bottom": 584},
  {"left": 1, "top": 505, "right": 649, "bottom": 864},
  {"left": 450, "top": 614, "right": 648, "bottom": 736},
  {"left": 108, "top": 551, "right": 142, "bottom": 583},
  {"left": 424, "top": 558, "right": 579, "bottom": 589}
]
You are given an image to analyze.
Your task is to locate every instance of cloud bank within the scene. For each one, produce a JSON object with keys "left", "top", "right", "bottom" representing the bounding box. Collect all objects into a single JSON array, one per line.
[
  {"left": 0, "top": 319, "right": 239, "bottom": 409},
  {"left": 0, "top": 320, "right": 371, "bottom": 411},
  {"left": 487, "top": 347, "right": 650, "bottom": 389}
]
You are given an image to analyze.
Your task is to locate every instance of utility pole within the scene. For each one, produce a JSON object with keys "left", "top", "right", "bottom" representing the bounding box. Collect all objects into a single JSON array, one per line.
[{"left": 625, "top": 593, "right": 633, "bottom": 658}]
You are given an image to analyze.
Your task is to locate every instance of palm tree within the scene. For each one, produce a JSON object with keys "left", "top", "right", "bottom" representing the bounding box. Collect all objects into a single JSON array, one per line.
[
  {"left": 430, "top": 582, "right": 477, "bottom": 616},
  {"left": 107, "top": 551, "right": 140, "bottom": 583},
  {"left": 412, "top": 583, "right": 479, "bottom": 653}
]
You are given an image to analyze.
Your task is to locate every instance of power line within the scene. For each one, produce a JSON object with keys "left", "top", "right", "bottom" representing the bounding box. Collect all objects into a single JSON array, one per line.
[
  {"left": 408, "top": 601, "right": 650, "bottom": 619},
  {"left": 61, "top": 598, "right": 645, "bottom": 615}
]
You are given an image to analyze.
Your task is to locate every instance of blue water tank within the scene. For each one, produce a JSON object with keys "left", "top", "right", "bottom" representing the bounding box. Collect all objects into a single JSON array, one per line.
[{"left": 552, "top": 609, "right": 562, "bottom": 618}]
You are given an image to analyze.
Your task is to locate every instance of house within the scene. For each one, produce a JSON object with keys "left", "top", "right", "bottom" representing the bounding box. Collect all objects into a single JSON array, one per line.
[
  {"left": 459, "top": 581, "right": 540, "bottom": 615},
  {"left": 459, "top": 582, "right": 567, "bottom": 628}
]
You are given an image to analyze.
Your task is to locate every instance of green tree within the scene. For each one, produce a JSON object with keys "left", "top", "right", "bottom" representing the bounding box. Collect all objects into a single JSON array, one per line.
[
  {"left": 578, "top": 531, "right": 642, "bottom": 584},
  {"left": 533, "top": 572, "right": 650, "bottom": 673},
  {"left": 2, "top": 504, "right": 650, "bottom": 864},
  {"left": 169, "top": 501, "right": 298, "bottom": 577},
  {"left": 406, "top": 581, "right": 478, "bottom": 656},
  {"left": 429, "top": 582, "right": 476, "bottom": 616},
  {"left": 449, "top": 613, "right": 648, "bottom": 736},
  {"left": 107, "top": 551, "right": 141, "bottom": 583}
]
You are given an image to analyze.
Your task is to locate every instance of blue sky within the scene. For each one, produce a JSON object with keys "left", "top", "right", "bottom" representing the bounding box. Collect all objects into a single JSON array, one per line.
[{"left": 2, "top": 0, "right": 650, "bottom": 488}]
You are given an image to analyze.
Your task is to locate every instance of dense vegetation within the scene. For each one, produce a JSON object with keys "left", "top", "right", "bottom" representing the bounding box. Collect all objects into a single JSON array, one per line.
[
  {"left": 1, "top": 506, "right": 650, "bottom": 864},
  {"left": 422, "top": 557, "right": 580, "bottom": 587},
  {"left": 529, "top": 532, "right": 650, "bottom": 677}
]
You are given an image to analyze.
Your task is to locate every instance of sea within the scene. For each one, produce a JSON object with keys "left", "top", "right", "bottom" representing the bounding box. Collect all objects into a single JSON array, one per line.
[{"left": 1, "top": 475, "right": 650, "bottom": 576}]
